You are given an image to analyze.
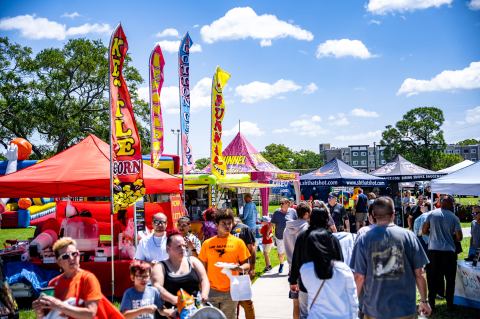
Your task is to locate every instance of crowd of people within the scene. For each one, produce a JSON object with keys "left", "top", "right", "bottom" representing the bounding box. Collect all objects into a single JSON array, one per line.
[{"left": 29, "top": 190, "right": 480, "bottom": 319}]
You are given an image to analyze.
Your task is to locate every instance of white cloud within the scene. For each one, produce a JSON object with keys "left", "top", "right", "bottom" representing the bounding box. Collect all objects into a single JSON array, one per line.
[
  {"left": 368, "top": 19, "right": 382, "bottom": 25},
  {"left": 351, "top": 108, "right": 379, "bottom": 118},
  {"left": 137, "top": 77, "right": 212, "bottom": 114},
  {"left": 468, "top": 0, "right": 480, "bottom": 10},
  {"left": 200, "top": 7, "right": 313, "bottom": 46},
  {"left": 155, "top": 28, "right": 179, "bottom": 38},
  {"left": 66, "top": 23, "right": 111, "bottom": 36},
  {"left": 273, "top": 115, "right": 326, "bottom": 137},
  {"left": 465, "top": 106, "right": 480, "bottom": 124},
  {"left": 327, "top": 113, "right": 350, "bottom": 126},
  {"left": 316, "top": 39, "right": 375, "bottom": 59},
  {"left": 235, "top": 79, "right": 301, "bottom": 103},
  {"left": 367, "top": 0, "right": 452, "bottom": 14},
  {"left": 335, "top": 130, "right": 382, "bottom": 142},
  {"left": 155, "top": 40, "right": 202, "bottom": 54},
  {"left": 224, "top": 121, "right": 264, "bottom": 137},
  {"left": 62, "top": 12, "right": 80, "bottom": 19},
  {"left": 397, "top": 61, "right": 480, "bottom": 96},
  {"left": 303, "top": 83, "right": 318, "bottom": 94},
  {"left": 0, "top": 15, "right": 111, "bottom": 40}
]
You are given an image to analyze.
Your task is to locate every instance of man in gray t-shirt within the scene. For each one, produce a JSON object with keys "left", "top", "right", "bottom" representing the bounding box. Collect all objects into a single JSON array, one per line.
[
  {"left": 422, "top": 195, "right": 463, "bottom": 311},
  {"left": 271, "top": 198, "right": 297, "bottom": 273},
  {"left": 351, "top": 197, "right": 430, "bottom": 319}
]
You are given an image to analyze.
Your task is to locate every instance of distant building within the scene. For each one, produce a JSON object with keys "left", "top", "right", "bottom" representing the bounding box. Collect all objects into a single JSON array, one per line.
[
  {"left": 445, "top": 144, "right": 479, "bottom": 162},
  {"left": 319, "top": 143, "right": 386, "bottom": 173}
]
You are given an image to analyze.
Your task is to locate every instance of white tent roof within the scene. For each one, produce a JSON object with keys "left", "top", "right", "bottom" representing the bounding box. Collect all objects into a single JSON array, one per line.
[
  {"left": 437, "top": 160, "right": 474, "bottom": 174},
  {"left": 431, "top": 161, "right": 480, "bottom": 195}
]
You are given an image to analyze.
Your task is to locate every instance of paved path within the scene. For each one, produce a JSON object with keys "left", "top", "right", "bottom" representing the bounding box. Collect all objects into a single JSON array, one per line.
[{"left": 239, "top": 263, "right": 292, "bottom": 319}]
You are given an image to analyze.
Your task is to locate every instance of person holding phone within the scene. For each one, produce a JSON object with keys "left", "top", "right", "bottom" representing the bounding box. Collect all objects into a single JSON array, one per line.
[{"left": 177, "top": 216, "right": 201, "bottom": 257}]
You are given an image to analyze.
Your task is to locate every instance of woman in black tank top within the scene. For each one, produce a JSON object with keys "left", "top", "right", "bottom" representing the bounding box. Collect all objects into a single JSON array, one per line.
[{"left": 151, "top": 233, "right": 210, "bottom": 312}]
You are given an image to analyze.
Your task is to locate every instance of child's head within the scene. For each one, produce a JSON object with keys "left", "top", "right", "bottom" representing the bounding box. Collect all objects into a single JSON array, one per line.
[
  {"left": 129, "top": 260, "right": 151, "bottom": 288},
  {"left": 473, "top": 205, "right": 480, "bottom": 220},
  {"left": 261, "top": 216, "right": 271, "bottom": 225}
]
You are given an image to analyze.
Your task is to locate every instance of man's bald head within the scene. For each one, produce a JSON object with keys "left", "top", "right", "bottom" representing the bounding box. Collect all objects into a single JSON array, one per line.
[{"left": 153, "top": 212, "right": 167, "bottom": 220}]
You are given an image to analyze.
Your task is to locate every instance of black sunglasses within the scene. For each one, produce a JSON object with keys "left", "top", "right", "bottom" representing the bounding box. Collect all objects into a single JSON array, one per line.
[
  {"left": 58, "top": 251, "right": 79, "bottom": 260},
  {"left": 153, "top": 219, "right": 167, "bottom": 225}
]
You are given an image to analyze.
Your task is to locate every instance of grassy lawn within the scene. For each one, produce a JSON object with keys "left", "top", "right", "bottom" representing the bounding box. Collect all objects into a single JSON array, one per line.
[{"left": 456, "top": 197, "right": 479, "bottom": 206}]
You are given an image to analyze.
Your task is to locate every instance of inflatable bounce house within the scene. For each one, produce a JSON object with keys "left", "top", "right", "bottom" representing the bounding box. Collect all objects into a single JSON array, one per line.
[{"left": 0, "top": 138, "right": 56, "bottom": 228}]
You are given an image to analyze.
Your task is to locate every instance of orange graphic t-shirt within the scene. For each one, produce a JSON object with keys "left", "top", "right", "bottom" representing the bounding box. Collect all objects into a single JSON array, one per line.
[
  {"left": 198, "top": 234, "right": 250, "bottom": 292},
  {"left": 49, "top": 269, "right": 102, "bottom": 308}
]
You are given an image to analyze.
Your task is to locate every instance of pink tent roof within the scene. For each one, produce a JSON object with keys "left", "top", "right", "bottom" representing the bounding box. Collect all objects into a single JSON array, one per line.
[{"left": 202, "top": 132, "right": 297, "bottom": 181}]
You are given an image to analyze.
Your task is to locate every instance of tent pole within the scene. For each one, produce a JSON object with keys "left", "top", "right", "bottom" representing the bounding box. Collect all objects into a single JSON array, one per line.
[
  {"left": 107, "top": 24, "right": 118, "bottom": 301},
  {"left": 400, "top": 186, "right": 404, "bottom": 228}
]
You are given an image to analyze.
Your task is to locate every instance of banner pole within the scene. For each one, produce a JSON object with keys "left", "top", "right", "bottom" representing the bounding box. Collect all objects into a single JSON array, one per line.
[{"left": 108, "top": 23, "right": 120, "bottom": 300}]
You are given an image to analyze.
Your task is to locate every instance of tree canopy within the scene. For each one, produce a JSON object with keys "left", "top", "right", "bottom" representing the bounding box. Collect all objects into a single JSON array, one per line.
[
  {"left": 457, "top": 138, "right": 479, "bottom": 146},
  {"left": 0, "top": 37, "right": 149, "bottom": 159},
  {"left": 195, "top": 157, "right": 210, "bottom": 170},
  {"left": 380, "top": 107, "right": 446, "bottom": 170},
  {"left": 261, "top": 144, "right": 323, "bottom": 170}
]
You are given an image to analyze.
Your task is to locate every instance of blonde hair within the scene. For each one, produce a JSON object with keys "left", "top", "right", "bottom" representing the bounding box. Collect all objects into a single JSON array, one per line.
[{"left": 52, "top": 237, "right": 77, "bottom": 258}]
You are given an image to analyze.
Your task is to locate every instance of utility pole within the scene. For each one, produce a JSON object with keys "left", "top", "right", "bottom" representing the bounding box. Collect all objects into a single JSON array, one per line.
[{"left": 171, "top": 129, "right": 180, "bottom": 156}]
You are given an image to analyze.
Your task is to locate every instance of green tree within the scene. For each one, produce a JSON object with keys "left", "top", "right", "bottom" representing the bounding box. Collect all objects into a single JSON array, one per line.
[
  {"left": 457, "top": 138, "right": 479, "bottom": 146},
  {"left": 432, "top": 153, "right": 464, "bottom": 171},
  {"left": 261, "top": 144, "right": 295, "bottom": 169},
  {"left": 195, "top": 157, "right": 210, "bottom": 170},
  {"left": 0, "top": 37, "right": 149, "bottom": 159},
  {"left": 380, "top": 107, "right": 446, "bottom": 170},
  {"left": 293, "top": 150, "right": 323, "bottom": 169}
]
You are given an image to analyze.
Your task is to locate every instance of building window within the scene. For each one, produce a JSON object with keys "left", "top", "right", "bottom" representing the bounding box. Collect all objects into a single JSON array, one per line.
[
  {"left": 464, "top": 149, "right": 469, "bottom": 153},
  {"left": 361, "top": 160, "right": 366, "bottom": 165},
  {"left": 352, "top": 152, "right": 358, "bottom": 156},
  {"left": 370, "top": 160, "right": 375, "bottom": 165},
  {"left": 472, "top": 158, "right": 477, "bottom": 161},
  {"left": 353, "top": 161, "right": 358, "bottom": 165},
  {"left": 361, "top": 152, "right": 367, "bottom": 156},
  {"left": 345, "top": 161, "right": 350, "bottom": 164},
  {"left": 472, "top": 149, "right": 477, "bottom": 153},
  {"left": 455, "top": 150, "right": 460, "bottom": 154},
  {"left": 381, "top": 160, "right": 386, "bottom": 164}
]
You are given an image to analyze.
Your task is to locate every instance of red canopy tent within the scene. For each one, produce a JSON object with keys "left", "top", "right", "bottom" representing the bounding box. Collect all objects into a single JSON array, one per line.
[{"left": 0, "top": 134, "right": 181, "bottom": 197}]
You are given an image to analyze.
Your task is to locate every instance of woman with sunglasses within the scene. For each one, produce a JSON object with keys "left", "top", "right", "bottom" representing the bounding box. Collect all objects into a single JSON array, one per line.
[{"left": 32, "top": 237, "right": 103, "bottom": 318}]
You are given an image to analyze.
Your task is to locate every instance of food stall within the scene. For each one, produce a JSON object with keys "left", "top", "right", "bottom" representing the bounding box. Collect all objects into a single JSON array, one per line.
[{"left": 0, "top": 135, "right": 182, "bottom": 298}]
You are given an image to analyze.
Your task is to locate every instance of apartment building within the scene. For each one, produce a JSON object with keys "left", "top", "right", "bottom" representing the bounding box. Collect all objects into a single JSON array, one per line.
[
  {"left": 445, "top": 144, "right": 480, "bottom": 162},
  {"left": 319, "top": 144, "right": 386, "bottom": 173}
]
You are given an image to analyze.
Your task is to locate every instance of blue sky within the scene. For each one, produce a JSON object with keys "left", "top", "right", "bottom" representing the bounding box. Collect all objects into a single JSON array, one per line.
[{"left": 1, "top": 0, "right": 479, "bottom": 159}]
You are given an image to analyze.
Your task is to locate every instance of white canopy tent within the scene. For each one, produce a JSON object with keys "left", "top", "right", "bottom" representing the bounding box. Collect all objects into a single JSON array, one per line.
[
  {"left": 431, "top": 161, "right": 480, "bottom": 196},
  {"left": 437, "top": 160, "right": 474, "bottom": 174}
]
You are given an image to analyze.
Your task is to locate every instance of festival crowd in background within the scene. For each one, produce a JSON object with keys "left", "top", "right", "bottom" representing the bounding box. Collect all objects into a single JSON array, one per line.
[{"left": 29, "top": 190, "right": 480, "bottom": 319}]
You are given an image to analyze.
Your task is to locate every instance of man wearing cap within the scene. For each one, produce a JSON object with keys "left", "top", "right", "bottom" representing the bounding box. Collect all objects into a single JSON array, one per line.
[
  {"left": 327, "top": 194, "right": 349, "bottom": 232},
  {"left": 134, "top": 212, "right": 168, "bottom": 263}
]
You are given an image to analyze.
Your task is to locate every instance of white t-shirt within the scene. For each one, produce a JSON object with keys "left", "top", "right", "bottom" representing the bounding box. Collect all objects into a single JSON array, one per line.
[
  {"left": 301, "top": 261, "right": 358, "bottom": 319},
  {"left": 134, "top": 233, "right": 168, "bottom": 263}
]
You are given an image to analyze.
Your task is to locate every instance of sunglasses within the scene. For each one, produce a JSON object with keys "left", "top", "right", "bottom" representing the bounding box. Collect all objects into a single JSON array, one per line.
[
  {"left": 153, "top": 219, "right": 167, "bottom": 225},
  {"left": 58, "top": 251, "right": 79, "bottom": 260}
]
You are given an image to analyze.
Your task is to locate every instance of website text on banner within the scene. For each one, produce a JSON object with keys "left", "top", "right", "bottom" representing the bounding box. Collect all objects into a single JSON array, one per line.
[
  {"left": 178, "top": 33, "right": 194, "bottom": 173},
  {"left": 210, "top": 66, "right": 231, "bottom": 179},
  {"left": 150, "top": 44, "right": 165, "bottom": 168},
  {"left": 109, "top": 24, "right": 145, "bottom": 213}
]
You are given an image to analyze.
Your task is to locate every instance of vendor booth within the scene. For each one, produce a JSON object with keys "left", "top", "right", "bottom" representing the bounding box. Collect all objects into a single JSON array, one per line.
[
  {"left": 300, "top": 158, "right": 387, "bottom": 200},
  {"left": 430, "top": 162, "right": 480, "bottom": 309},
  {"left": 0, "top": 135, "right": 182, "bottom": 298},
  {"left": 200, "top": 132, "right": 299, "bottom": 216}
]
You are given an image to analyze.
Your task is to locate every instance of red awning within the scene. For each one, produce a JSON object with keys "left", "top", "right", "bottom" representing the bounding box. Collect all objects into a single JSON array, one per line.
[{"left": 0, "top": 135, "right": 181, "bottom": 197}]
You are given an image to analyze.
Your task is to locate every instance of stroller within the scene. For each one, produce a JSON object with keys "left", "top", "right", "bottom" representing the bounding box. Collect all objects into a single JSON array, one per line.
[{"left": 188, "top": 303, "right": 226, "bottom": 319}]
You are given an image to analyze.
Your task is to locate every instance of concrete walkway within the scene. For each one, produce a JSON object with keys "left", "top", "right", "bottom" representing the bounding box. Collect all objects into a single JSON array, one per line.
[{"left": 239, "top": 263, "right": 292, "bottom": 319}]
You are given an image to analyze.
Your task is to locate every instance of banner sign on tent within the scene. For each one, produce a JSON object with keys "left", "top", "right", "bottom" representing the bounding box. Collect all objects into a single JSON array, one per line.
[
  {"left": 149, "top": 44, "right": 165, "bottom": 168},
  {"left": 109, "top": 24, "right": 145, "bottom": 213},
  {"left": 178, "top": 33, "right": 194, "bottom": 173},
  {"left": 210, "top": 66, "right": 231, "bottom": 178}
]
